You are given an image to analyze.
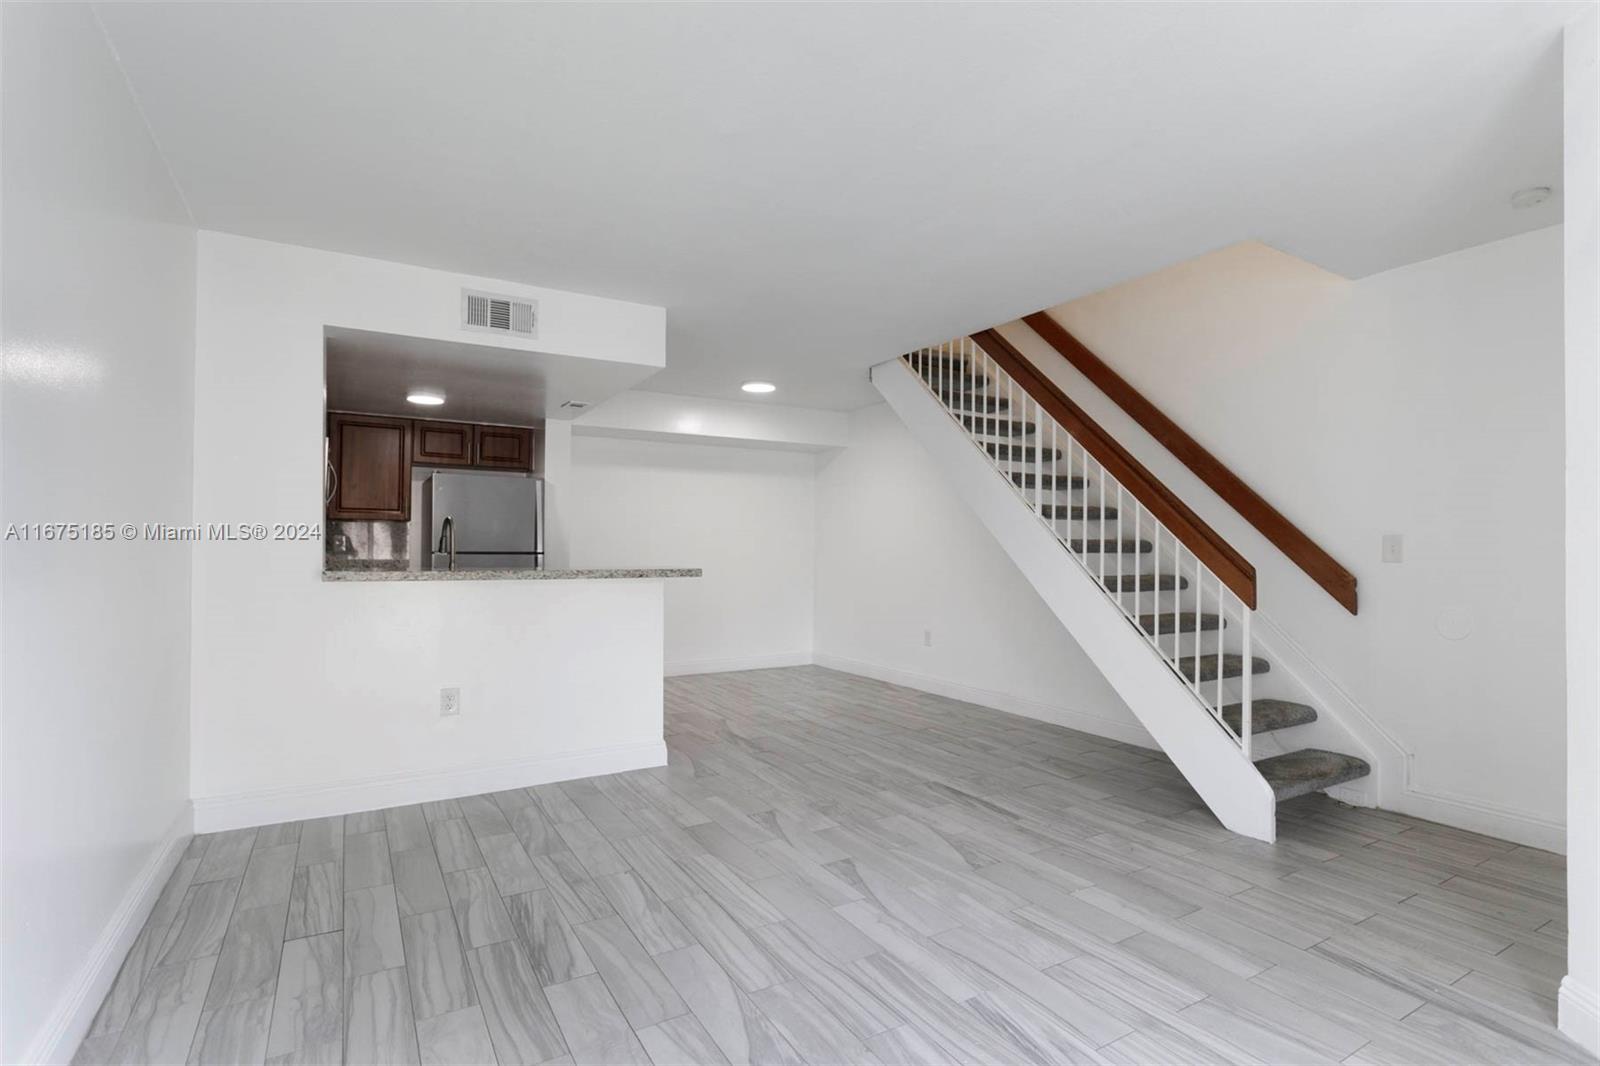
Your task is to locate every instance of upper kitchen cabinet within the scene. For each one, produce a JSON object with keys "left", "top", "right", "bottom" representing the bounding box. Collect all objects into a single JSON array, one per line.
[
  {"left": 412, "top": 420, "right": 474, "bottom": 467},
  {"left": 474, "top": 424, "right": 535, "bottom": 471},
  {"left": 327, "top": 412, "right": 412, "bottom": 520}
]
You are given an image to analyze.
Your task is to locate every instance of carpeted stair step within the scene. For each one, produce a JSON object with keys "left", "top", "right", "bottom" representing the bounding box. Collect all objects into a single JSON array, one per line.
[
  {"left": 961, "top": 415, "right": 1034, "bottom": 436},
  {"left": 1254, "top": 749, "right": 1371, "bottom": 801},
  {"left": 1011, "top": 472, "right": 1087, "bottom": 490},
  {"left": 944, "top": 393, "right": 1010, "bottom": 413},
  {"left": 920, "top": 371, "right": 986, "bottom": 392},
  {"left": 985, "top": 442, "right": 1061, "bottom": 463},
  {"left": 1102, "top": 572, "right": 1189, "bottom": 592},
  {"left": 1040, "top": 504, "right": 1117, "bottom": 520},
  {"left": 1138, "top": 612, "right": 1222, "bottom": 635},
  {"left": 1177, "top": 653, "right": 1269, "bottom": 684},
  {"left": 1070, "top": 538, "right": 1152, "bottom": 554},
  {"left": 911, "top": 353, "right": 974, "bottom": 372},
  {"left": 1221, "top": 699, "right": 1317, "bottom": 735}
]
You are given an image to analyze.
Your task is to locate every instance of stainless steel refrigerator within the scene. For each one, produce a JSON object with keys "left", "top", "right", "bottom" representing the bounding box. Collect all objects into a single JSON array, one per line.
[{"left": 420, "top": 471, "right": 545, "bottom": 570}]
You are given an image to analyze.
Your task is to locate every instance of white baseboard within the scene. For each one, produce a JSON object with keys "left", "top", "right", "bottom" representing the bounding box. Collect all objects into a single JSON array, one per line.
[
  {"left": 23, "top": 805, "right": 193, "bottom": 1066},
  {"left": 814, "top": 653, "right": 1156, "bottom": 749},
  {"left": 192, "top": 740, "right": 667, "bottom": 832},
  {"left": 1560, "top": 976, "right": 1599, "bottom": 1056},
  {"left": 665, "top": 651, "right": 812, "bottom": 677},
  {"left": 1386, "top": 785, "right": 1568, "bottom": 854}
]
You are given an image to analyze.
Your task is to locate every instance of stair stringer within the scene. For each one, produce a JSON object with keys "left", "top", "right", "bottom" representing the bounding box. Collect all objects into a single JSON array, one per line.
[{"left": 873, "top": 357, "right": 1278, "bottom": 841}]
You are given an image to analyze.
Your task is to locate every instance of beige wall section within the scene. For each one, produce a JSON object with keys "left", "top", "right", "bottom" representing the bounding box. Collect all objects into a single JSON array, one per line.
[{"left": 1019, "top": 228, "right": 1566, "bottom": 846}]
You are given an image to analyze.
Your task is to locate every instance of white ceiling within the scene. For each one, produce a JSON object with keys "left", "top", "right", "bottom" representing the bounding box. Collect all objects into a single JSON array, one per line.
[{"left": 98, "top": 2, "right": 1575, "bottom": 411}]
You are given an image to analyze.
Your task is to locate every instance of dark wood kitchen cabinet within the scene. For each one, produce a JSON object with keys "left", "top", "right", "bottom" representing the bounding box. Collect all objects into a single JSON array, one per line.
[
  {"left": 473, "top": 424, "right": 535, "bottom": 471},
  {"left": 327, "top": 412, "right": 412, "bottom": 520},
  {"left": 412, "top": 420, "right": 474, "bottom": 467}
]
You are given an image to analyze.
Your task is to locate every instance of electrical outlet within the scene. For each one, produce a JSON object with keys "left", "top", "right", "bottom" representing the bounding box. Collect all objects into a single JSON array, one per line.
[
  {"left": 1382, "top": 534, "right": 1404, "bottom": 564},
  {"left": 440, "top": 686, "right": 461, "bottom": 717},
  {"left": 923, "top": 629, "right": 933, "bottom": 647}
]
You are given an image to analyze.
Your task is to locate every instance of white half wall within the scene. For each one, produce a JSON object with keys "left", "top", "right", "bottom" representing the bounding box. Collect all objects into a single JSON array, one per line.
[
  {"left": 190, "top": 578, "right": 668, "bottom": 831},
  {"left": 567, "top": 435, "right": 816, "bottom": 675},
  {"left": 189, "top": 234, "right": 670, "bottom": 817},
  {"left": 814, "top": 403, "right": 1147, "bottom": 745},
  {"left": 1014, "top": 228, "right": 1567, "bottom": 850},
  {"left": 1562, "top": 6, "right": 1599, "bottom": 1056},
  {"left": 1, "top": 6, "right": 197, "bottom": 1061}
]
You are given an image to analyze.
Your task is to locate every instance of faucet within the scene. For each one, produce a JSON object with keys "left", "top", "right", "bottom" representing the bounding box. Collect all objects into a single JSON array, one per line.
[{"left": 437, "top": 515, "right": 456, "bottom": 571}]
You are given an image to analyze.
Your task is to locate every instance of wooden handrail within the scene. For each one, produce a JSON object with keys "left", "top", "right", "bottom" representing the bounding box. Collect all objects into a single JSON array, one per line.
[
  {"left": 1020, "top": 311, "right": 1358, "bottom": 615},
  {"left": 968, "top": 328, "right": 1258, "bottom": 609}
]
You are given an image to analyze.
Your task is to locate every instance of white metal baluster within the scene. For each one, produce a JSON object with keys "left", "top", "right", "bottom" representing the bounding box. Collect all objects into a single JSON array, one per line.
[
  {"left": 997, "top": 368, "right": 1005, "bottom": 478},
  {"left": 1173, "top": 539, "right": 1184, "bottom": 675},
  {"left": 1190, "top": 551, "right": 1202, "bottom": 696},
  {"left": 1116, "top": 483, "right": 1124, "bottom": 604},
  {"left": 938, "top": 342, "right": 946, "bottom": 411},
  {"left": 1132, "top": 500, "right": 1141, "bottom": 621},
  {"left": 1036, "top": 396, "right": 1049, "bottom": 515},
  {"left": 1051, "top": 421, "right": 1060, "bottom": 537},
  {"left": 1215, "top": 574, "right": 1225, "bottom": 725},
  {"left": 1070, "top": 440, "right": 1080, "bottom": 557},
  {"left": 1183, "top": 549, "right": 1193, "bottom": 691},
  {"left": 1154, "top": 524, "right": 1169, "bottom": 657},
  {"left": 1098, "top": 457, "right": 1107, "bottom": 587},
  {"left": 1241, "top": 607, "right": 1253, "bottom": 760},
  {"left": 1173, "top": 545, "right": 1184, "bottom": 681}
]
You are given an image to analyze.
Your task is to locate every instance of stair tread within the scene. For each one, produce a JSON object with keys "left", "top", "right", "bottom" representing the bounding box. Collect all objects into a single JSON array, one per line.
[
  {"left": 1255, "top": 748, "right": 1371, "bottom": 800},
  {"left": 1069, "top": 538, "right": 1152, "bottom": 554},
  {"left": 1011, "top": 472, "right": 1086, "bottom": 490},
  {"left": 961, "top": 415, "right": 1035, "bottom": 437},
  {"left": 920, "top": 372, "right": 985, "bottom": 390},
  {"left": 1041, "top": 504, "right": 1117, "bottom": 520},
  {"left": 1138, "top": 612, "right": 1223, "bottom": 635},
  {"left": 984, "top": 442, "right": 1061, "bottom": 463},
  {"left": 911, "top": 354, "right": 975, "bottom": 371},
  {"left": 1177, "top": 653, "right": 1269, "bottom": 683},
  {"left": 945, "top": 394, "right": 1010, "bottom": 413},
  {"left": 1221, "top": 699, "right": 1316, "bottom": 735},
  {"left": 1102, "top": 573, "right": 1189, "bottom": 592}
]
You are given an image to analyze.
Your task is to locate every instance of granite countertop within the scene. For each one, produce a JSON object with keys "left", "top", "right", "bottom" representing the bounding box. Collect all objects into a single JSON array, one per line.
[{"left": 323, "top": 567, "right": 701, "bottom": 582}]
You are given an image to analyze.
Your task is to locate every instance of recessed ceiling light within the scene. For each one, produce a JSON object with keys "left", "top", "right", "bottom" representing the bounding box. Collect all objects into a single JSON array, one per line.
[
  {"left": 742, "top": 381, "right": 776, "bottom": 394},
  {"left": 406, "top": 390, "right": 445, "bottom": 406},
  {"left": 1510, "top": 186, "right": 1552, "bottom": 209}
]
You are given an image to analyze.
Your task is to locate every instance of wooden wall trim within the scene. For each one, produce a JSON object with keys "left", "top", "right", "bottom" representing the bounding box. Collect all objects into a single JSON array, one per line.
[
  {"left": 968, "top": 328, "right": 1258, "bottom": 609},
  {"left": 1019, "top": 311, "right": 1358, "bottom": 615}
]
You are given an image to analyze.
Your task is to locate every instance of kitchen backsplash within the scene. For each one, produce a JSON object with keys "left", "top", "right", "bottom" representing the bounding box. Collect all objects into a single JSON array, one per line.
[{"left": 326, "top": 520, "right": 408, "bottom": 571}]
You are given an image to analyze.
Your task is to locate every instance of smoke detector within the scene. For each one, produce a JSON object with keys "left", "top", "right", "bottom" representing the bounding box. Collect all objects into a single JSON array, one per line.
[{"left": 462, "top": 288, "right": 537, "bottom": 336}]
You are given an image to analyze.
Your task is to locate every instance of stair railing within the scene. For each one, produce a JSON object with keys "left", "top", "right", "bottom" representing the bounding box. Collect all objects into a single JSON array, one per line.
[{"left": 905, "top": 336, "right": 1259, "bottom": 758}]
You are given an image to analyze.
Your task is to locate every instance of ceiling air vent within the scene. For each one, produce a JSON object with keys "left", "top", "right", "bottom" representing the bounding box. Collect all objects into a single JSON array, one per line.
[{"left": 462, "top": 288, "right": 538, "bottom": 337}]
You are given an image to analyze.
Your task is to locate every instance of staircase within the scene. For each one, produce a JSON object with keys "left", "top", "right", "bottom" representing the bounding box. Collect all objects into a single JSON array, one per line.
[{"left": 873, "top": 337, "right": 1369, "bottom": 841}]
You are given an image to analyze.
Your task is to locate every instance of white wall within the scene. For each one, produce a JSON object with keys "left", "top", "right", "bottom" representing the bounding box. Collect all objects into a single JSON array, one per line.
[
  {"left": 576, "top": 390, "right": 849, "bottom": 451},
  {"left": 567, "top": 436, "right": 816, "bottom": 674},
  {"left": 1562, "top": 6, "right": 1599, "bottom": 1055},
  {"left": 0, "top": 6, "right": 197, "bottom": 1061},
  {"left": 1010, "top": 227, "right": 1566, "bottom": 847},
  {"left": 189, "top": 233, "right": 670, "bottom": 826},
  {"left": 814, "top": 403, "right": 1147, "bottom": 744}
]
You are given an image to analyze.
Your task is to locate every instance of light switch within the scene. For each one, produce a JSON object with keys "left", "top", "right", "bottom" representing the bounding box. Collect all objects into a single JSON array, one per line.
[{"left": 1382, "top": 534, "right": 1404, "bottom": 564}]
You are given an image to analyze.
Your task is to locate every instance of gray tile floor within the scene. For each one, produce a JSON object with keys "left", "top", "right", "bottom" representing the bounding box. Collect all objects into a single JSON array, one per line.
[{"left": 76, "top": 666, "right": 1592, "bottom": 1064}]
